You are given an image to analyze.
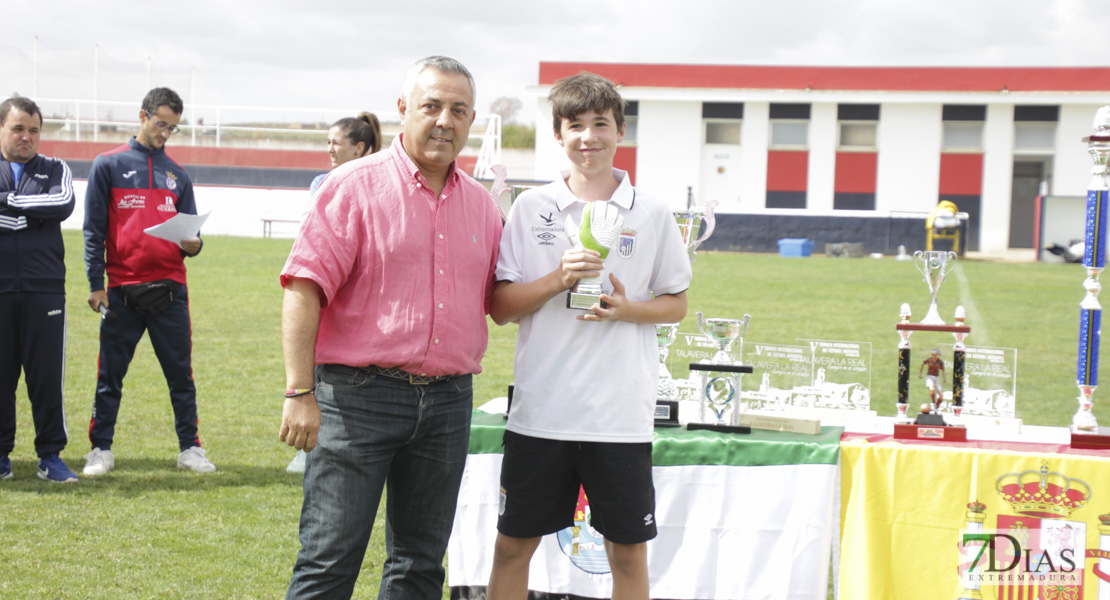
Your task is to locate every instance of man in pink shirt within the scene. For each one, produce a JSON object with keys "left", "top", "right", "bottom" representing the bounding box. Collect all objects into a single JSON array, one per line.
[{"left": 279, "top": 56, "right": 502, "bottom": 600}]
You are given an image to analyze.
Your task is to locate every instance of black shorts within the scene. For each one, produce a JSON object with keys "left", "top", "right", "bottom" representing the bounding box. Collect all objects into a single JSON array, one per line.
[{"left": 496, "top": 430, "right": 657, "bottom": 545}]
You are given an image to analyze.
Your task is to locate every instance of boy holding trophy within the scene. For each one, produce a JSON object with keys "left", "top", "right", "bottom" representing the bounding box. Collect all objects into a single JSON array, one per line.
[{"left": 486, "top": 72, "right": 692, "bottom": 600}]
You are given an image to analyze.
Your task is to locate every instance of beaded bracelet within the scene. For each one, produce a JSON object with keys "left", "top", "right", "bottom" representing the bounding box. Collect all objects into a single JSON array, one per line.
[{"left": 285, "top": 388, "right": 316, "bottom": 398}]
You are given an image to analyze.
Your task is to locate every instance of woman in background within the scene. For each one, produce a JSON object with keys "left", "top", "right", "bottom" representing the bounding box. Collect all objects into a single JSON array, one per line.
[{"left": 308, "top": 112, "right": 383, "bottom": 196}]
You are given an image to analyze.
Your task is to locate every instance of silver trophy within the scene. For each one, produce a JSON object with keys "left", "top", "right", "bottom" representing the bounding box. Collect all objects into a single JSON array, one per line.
[
  {"left": 696, "top": 311, "right": 750, "bottom": 365},
  {"left": 656, "top": 323, "right": 680, "bottom": 400},
  {"left": 565, "top": 202, "right": 624, "bottom": 310},
  {"left": 674, "top": 199, "right": 717, "bottom": 262},
  {"left": 913, "top": 250, "right": 958, "bottom": 325}
]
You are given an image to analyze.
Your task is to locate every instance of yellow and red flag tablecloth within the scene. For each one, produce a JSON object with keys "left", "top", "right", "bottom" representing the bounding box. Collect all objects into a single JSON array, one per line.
[{"left": 840, "top": 435, "right": 1110, "bottom": 600}]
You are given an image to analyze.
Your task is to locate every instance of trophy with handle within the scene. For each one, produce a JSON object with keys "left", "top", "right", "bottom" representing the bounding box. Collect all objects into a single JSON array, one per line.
[
  {"left": 565, "top": 202, "right": 624, "bottom": 310},
  {"left": 691, "top": 311, "right": 753, "bottom": 425},
  {"left": 674, "top": 198, "right": 718, "bottom": 263},
  {"left": 913, "top": 250, "right": 958, "bottom": 325}
]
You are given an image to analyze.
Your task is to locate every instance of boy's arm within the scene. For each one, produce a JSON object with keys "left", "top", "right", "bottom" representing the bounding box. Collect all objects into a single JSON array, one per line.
[
  {"left": 581, "top": 273, "right": 688, "bottom": 324},
  {"left": 490, "top": 247, "right": 603, "bottom": 325}
]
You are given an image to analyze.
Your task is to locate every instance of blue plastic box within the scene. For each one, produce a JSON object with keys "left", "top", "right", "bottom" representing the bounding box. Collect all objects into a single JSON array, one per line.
[{"left": 778, "top": 238, "right": 814, "bottom": 257}]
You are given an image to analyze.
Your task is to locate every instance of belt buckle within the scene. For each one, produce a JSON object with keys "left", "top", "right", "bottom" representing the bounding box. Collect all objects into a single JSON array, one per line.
[{"left": 408, "top": 372, "right": 430, "bottom": 385}]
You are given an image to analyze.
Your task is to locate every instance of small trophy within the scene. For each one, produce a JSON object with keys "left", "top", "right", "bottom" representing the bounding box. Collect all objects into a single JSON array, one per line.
[
  {"left": 696, "top": 311, "right": 750, "bottom": 364},
  {"left": 654, "top": 323, "right": 681, "bottom": 427},
  {"left": 566, "top": 202, "right": 624, "bottom": 311},
  {"left": 674, "top": 198, "right": 718, "bottom": 262},
  {"left": 914, "top": 250, "right": 958, "bottom": 325},
  {"left": 691, "top": 311, "right": 754, "bottom": 426}
]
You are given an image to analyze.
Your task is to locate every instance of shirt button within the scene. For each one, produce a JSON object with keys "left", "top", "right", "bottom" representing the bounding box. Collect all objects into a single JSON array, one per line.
[
  {"left": 439, "top": 234, "right": 444, "bottom": 240},
  {"left": 439, "top": 269, "right": 445, "bottom": 275},
  {"left": 438, "top": 303, "right": 444, "bottom": 309},
  {"left": 440, "top": 194, "right": 447, "bottom": 200},
  {"left": 434, "top": 339, "right": 440, "bottom": 344}
]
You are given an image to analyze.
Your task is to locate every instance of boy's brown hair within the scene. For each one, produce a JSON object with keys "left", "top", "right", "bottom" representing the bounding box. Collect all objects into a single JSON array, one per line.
[{"left": 548, "top": 72, "right": 626, "bottom": 133}]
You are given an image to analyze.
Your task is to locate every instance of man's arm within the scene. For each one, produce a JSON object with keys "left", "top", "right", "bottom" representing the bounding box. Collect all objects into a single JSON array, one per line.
[
  {"left": 84, "top": 156, "right": 111, "bottom": 310},
  {"left": 2, "top": 158, "right": 74, "bottom": 222},
  {"left": 279, "top": 276, "right": 323, "bottom": 452},
  {"left": 489, "top": 247, "right": 603, "bottom": 325},
  {"left": 176, "top": 176, "right": 203, "bottom": 257}
]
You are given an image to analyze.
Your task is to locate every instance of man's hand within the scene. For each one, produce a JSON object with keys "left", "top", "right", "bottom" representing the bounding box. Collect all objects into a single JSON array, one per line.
[
  {"left": 557, "top": 247, "right": 604, "bottom": 289},
  {"left": 181, "top": 237, "right": 201, "bottom": 255},
  {"left": 279, "top": 394, "right": 321, "bottom": 452},
  {"left": 88, "top": 290, "right": 109, "bottom": 312}
]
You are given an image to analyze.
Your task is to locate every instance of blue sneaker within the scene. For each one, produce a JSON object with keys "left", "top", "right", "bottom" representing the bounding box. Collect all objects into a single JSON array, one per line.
[
  {"left": 37, "top": 454, "right": 78, "bottom": 483},
  {"left": 0, "top": 455, "right": 11, "bottom": 480}
]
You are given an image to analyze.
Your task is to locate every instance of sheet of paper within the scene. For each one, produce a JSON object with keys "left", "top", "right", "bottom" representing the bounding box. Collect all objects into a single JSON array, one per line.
[{"left": 143, "top": 212, "right": 210, "bottom": 248}]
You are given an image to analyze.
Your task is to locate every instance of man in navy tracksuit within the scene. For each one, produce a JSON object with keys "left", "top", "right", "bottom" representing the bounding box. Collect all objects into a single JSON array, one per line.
[
  {"left": 0, "top": 97, "right": 78, "bottom": 483},
  {"left": 82, "top": 87, "right": 215, "bottom": 476}
]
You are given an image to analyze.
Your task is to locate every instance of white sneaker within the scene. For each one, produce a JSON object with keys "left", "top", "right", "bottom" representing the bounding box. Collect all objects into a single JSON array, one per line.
[
  {"left": 177, "top": 446, "right": 216, "bottom": 473},
  {"left": 286, "top": 449, "right": 307, "bottom": 474},
  {"left": 83, "top": 448, "right": 115, "bottom": 476}
]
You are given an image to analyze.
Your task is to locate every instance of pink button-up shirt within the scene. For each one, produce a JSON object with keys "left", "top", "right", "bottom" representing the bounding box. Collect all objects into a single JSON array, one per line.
[{"left": 280, "top": 136, "right": 503, "bottom": 376}]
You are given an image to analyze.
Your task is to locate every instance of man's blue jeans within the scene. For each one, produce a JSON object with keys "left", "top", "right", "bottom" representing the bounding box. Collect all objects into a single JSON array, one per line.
[{"left": 287, "top": 364, "right": 473, "bottom": 600}]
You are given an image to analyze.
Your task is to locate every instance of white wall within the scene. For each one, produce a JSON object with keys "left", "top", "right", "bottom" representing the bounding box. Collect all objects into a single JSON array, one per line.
[
  {"left": 738, "top": 101, "right": 770, "bottom": 212},
  {"left": 63, "top": 180, "right": 314, "bottom": 239},
  {"left": 1055, "top": 104, "right": 1107, "bottom": 196},
  {"left": 980, "top": 104, "right": 1017, "bottom": 252},
  {"left": 874, "top": 103, "right": 943, "bottom": 212},
  {"left": 636, "top": 100, "right": 704, "bottom": 209},
  {"left": 807, "top": 102, "right": 838, "bottom": 212}
]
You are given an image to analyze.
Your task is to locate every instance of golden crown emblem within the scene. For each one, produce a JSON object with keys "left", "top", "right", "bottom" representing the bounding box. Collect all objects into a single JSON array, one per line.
[{"left": 995, "top": 460, "right": 1092, "bottom": 519}]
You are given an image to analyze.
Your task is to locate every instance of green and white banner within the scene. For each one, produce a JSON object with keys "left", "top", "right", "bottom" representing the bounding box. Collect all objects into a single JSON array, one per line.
[{"left": 448, "top": 412, "right": 842, "bottom": 600}]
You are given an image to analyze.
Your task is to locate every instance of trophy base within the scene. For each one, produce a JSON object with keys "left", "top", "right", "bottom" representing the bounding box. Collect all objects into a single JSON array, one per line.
[
  {"left": 654, "top": 400, "right": 681, "bottom": 427},
  {"left": 736, "top": 413, "right": 821, "bottom": 435},
  {"left": 1070, "top": 427, "right": 1110, "bottom": 449},
  {"left": 566, "top": 290, "right": 609, "bottom": 310},
  {"left": 894, "top": 423, "right": 968, "bottom": 442}
]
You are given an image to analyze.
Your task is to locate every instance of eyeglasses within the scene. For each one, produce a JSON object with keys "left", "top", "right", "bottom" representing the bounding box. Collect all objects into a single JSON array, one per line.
[{"left": 144, "top": 110, "right": 181, "bottom": 135}]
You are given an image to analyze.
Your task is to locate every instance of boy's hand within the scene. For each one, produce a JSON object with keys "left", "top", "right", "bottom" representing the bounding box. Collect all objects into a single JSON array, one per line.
[
  {"left": 579, "top": 273, "right": 627, "bottom": 322},
  {"left": 558, "top": 247, "right": 604, "bottom": 289}
]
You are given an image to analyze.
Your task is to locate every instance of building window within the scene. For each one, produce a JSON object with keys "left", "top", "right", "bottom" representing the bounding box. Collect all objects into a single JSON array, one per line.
[
  {"left": 705, "top": 121, "right": 741, "bottom": 145},
  {"left": 943, "top": 123, "right": 984, "bottom": 150},
  {"left": 839, "top": 123, "right": 877, "bottom": 149},
  {"left": 1014, "top": 123, "right": 1055, "bottom": 150},
  {"left": 622, "top": 101, "right": 638, "bottom": 144},
  {"left": 771, "top": 121, "right": 808, "bottom": 148}
]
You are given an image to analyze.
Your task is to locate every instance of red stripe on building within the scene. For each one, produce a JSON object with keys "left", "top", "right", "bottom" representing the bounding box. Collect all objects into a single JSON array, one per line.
[
  {"left": 939, "top": 153, "right": 984, "bottom": 196},
  {"left": 614, "top": 147, "right": 637, "bottom": 185},
  {"left": 539, "top": 63, "right": 1110, "bottom": 93},
  {"left": 766, "top": 151, "right": 808, "bottom": 192},
  {"left": 834, "top": 152, "right": 878, "bottom": 193}
]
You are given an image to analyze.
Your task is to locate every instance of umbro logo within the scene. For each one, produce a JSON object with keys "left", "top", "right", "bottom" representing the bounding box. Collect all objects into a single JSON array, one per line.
[
  {"left": 122, "top": 170, "right": 137, "bottom": 178},
  {"left": 644, "top": 513, "right": 654, "bottom": 526},
  {"left": 48, "top": 309, "right": 62, "bottom": 316}
]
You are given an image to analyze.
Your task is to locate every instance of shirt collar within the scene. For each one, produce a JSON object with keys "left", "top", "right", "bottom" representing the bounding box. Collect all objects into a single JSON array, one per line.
[
  {"left": 390, "top": 134, "right": 459, "bottom": 189},
  {"left": 554, "top": 168, "right": 634, "bottom": 212}
]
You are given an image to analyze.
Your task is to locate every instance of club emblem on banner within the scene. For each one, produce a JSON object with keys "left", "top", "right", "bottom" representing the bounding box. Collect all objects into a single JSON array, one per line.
[
  {"left": 959, "top": 461, "right": 1110, "bottom": 600},
  {"left": 555, "top": 486, "right": 610, "bottom": 574}
]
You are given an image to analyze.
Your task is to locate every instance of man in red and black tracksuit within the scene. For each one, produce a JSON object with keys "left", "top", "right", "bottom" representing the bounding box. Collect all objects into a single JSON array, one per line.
[
  {"left": 0, "top": 97, "right": 78, "bottom": 483},
  {"left": 82, "top": 87, "right": 215, "bottom": 476}
]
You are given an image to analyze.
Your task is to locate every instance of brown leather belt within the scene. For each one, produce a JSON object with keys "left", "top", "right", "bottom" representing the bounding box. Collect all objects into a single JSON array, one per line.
[{"left": 369, "top": 365, "right": 455, "bottom": 385}]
